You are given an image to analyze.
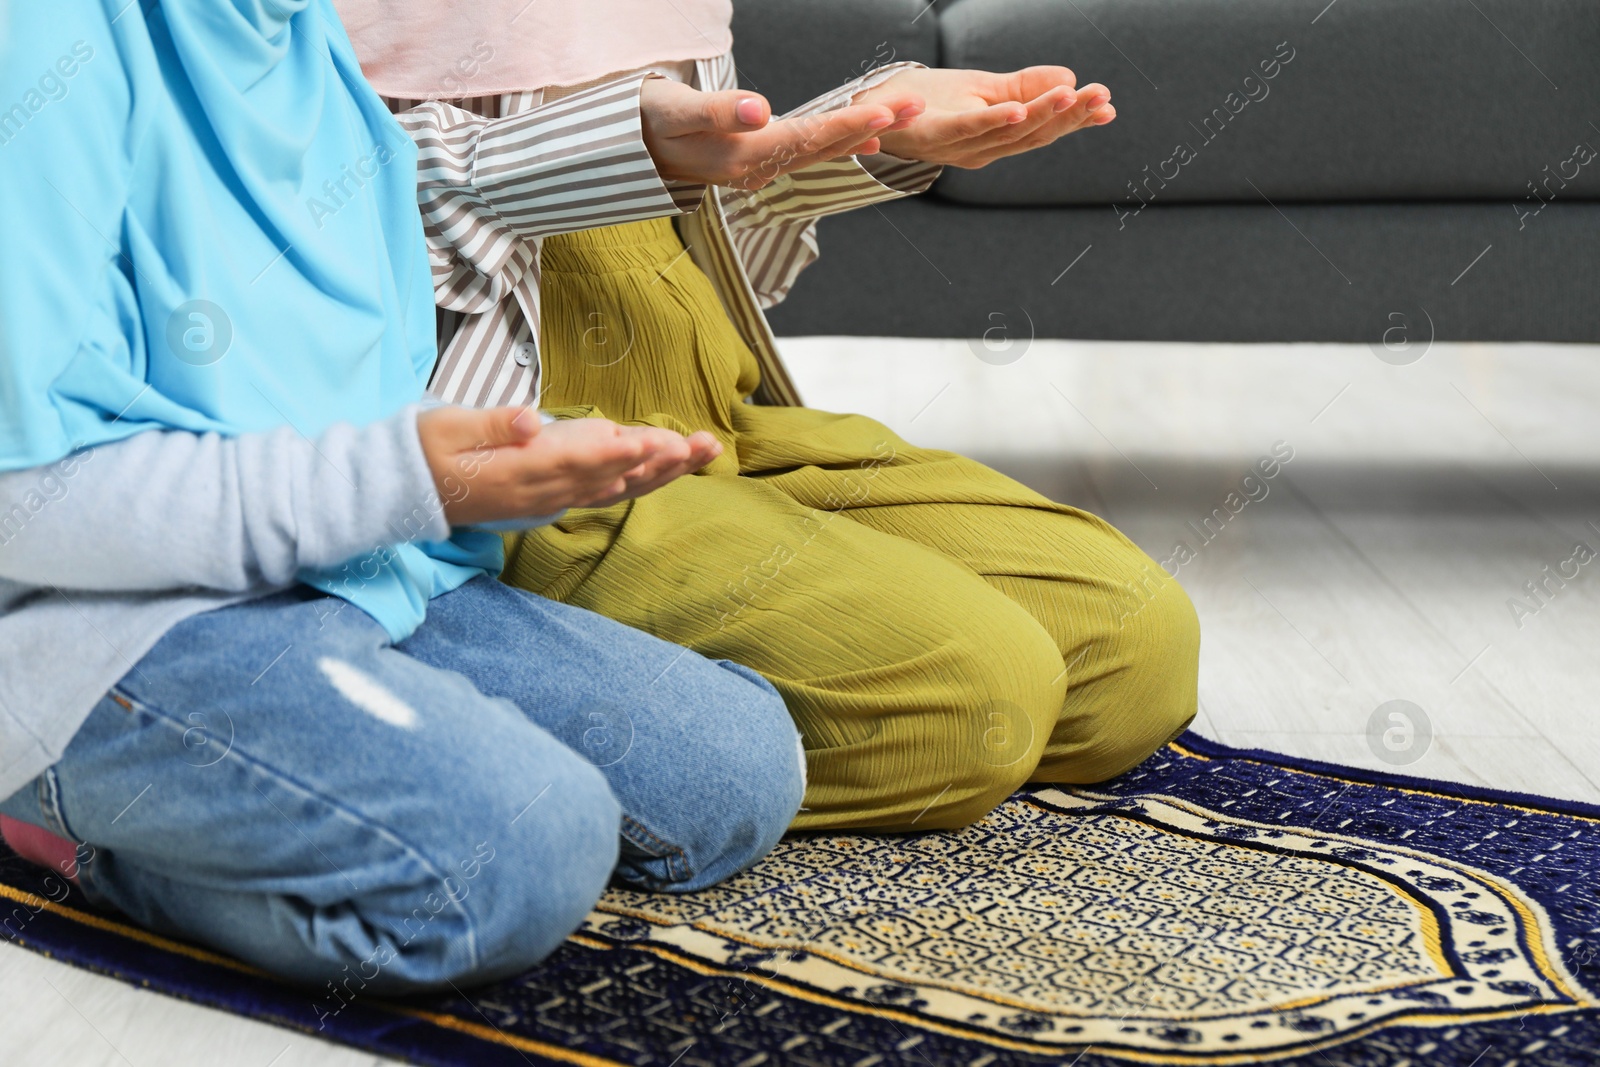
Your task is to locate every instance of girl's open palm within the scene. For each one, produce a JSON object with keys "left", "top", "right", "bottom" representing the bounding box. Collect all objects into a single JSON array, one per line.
[{"left": 419, "top": 406, "right": 722, "bottom": 525}]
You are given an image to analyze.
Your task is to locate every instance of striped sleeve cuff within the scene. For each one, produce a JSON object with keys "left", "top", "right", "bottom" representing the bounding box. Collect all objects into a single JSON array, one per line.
[
  {"left": 397, "top": 75, "right": 705, "bottom": 243},
  {"left": 858, "top": 151, "right": 944, "bottom": 195},
  {"left": 777, "top": 60, "right": 925, "bottom": 120},
  {"left": 719, "top": 63, "right": 942, "bottom": 306},
  {"left": 722, "top": 61, "right": 942, "bottom": 229},
  {"left": 666, "top": 178, "right": 708, "bottom": 213},
  {"left": 724, "top": 150, "right": 941, "bottom": 232}
]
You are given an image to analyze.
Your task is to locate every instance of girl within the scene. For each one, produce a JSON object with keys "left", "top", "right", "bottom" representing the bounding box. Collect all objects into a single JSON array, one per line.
[{"left": 0, "top": 0, "right": 803, "bottom": 990}]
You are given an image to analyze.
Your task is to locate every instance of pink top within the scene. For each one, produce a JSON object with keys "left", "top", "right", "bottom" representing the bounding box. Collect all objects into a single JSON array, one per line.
[{"left": 335, "top": 0, "right": 734, "bottom": 98}]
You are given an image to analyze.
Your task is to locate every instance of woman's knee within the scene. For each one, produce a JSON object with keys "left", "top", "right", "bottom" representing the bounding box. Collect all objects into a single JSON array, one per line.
[
  {"left": 1041, "top": 564, "right": 1200, "bottom": 784},
  {"left": 885, "top": 564, "right": 1199, "bottom": 823},
  {"left": 1121, "top": 560, "right": 1201, "bottom": 659},
  {"left": 1109, "top": 566, "right": 1200, "bottom": 753},
  {"left": 894, "top": 606, "right": 1069, "bottom": 830}
]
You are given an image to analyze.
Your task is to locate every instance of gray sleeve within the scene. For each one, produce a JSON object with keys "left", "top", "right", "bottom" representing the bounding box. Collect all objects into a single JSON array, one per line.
[{"left": 0, "top": 406, "right": 452, "bottom": 594}]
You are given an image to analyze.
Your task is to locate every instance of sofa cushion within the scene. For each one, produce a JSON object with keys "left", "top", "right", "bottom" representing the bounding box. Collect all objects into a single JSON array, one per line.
[
  {"left": 731, "top": 0, "right": 941, "bottom": 115},
  {"left": 932, "top": 0, "right": 1600, "bottom": 205}
]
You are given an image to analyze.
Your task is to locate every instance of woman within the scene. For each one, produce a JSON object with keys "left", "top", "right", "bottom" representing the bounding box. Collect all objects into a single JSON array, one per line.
[
  {"left": 0, "top": 0, "right": 803, "bottom": 990},
  {"left": 339, "top": 0, "right": 1202, "bottom": 833}
]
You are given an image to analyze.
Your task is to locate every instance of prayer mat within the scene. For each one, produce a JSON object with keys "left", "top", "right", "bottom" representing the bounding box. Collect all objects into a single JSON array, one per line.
[{"left": 2, "top": 733, "right": 1596, "bottom": 1065}]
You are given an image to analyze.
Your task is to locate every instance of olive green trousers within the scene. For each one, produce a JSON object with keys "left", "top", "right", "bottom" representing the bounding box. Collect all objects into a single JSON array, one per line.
[{"left": 503, "top": 217, "right": 1199, "bottom": 832}]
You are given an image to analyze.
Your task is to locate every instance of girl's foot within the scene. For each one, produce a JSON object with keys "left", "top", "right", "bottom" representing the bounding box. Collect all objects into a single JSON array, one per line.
[{"left": 0, "top": 815, "right": 80, "bottom": 884}]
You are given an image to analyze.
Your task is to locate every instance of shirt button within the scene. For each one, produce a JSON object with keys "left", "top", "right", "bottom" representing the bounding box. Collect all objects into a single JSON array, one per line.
[{"left": 513, "top": 342, "right": 535, "bottom": 367}]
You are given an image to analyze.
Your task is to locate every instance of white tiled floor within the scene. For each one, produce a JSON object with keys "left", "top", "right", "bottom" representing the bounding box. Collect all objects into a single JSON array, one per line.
[{"left": 5, "top": 338, "right": 1599, "bottom": 1066}]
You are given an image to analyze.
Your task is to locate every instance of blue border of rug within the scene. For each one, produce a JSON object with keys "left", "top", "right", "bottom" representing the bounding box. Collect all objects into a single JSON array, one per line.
[
  {"left": 2, "top": 732, "right": 1597, "bottom": 1066},
  {"left": 1175, "top": 732, "right": 1600, "bottom": 821}
]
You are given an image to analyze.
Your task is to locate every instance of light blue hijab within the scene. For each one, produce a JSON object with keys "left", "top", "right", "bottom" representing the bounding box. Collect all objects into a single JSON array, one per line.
[{"left": 0, "top": 0, "right": 499, "bottom": 638}]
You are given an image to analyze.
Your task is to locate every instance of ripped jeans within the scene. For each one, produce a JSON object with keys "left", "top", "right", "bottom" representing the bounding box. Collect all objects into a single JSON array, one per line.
[{"left": 0, "top": 577, "right": 802, "bottom": 994}]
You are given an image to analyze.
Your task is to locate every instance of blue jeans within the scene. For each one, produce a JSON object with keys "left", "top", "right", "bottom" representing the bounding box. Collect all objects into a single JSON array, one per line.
[{"left": 0, "top": 578, "right": 802, "bottom": 993}]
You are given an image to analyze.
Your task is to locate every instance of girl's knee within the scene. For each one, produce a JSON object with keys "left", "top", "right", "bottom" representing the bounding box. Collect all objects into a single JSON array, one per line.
[
  {"left": 701, "top": 662, "right": 804, "bottom": 876},
  {"left": 631, "top": 660, "right": 802, "bottom": 891},
  {"left": 357, "top": 756, "right": 622, "bottom": 994},
  {"left": 484, "top": 757, "right": 621, "bottom": 957}
]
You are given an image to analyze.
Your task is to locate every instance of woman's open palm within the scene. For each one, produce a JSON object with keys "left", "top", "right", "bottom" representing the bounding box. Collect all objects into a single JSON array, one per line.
[
  {"left": 640, "top": 78, "right": 921, "bottom": 190},
  {"left": 854, "top": 66, "right": 1115, "bottom": 169}
]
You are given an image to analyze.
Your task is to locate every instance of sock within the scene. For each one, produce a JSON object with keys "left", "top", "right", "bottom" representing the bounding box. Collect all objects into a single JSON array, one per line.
[{"left": 0, "top": 815, "right": 80, "bottom": 884}]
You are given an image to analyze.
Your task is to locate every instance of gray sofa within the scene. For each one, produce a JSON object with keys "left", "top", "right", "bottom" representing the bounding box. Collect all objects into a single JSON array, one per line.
[{"left": 731, "top": 0, "right": 1600, "bottom": 343}]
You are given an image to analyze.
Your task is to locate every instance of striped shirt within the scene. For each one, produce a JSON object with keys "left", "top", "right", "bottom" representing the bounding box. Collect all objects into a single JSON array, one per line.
[{"left": 385, "top": 54, "right": 940, "bottom": 408}]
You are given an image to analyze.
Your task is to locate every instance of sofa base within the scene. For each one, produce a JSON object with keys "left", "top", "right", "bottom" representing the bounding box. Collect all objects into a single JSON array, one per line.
[{"left": 764, "top": 197, "right": 1600, "bottom": 343}]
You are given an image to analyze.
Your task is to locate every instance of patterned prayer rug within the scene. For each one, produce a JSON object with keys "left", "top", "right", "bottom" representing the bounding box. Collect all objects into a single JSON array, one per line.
[{"left": 2, "top": 733, "right": 1597, "bottom": 1066}]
